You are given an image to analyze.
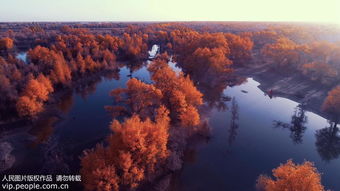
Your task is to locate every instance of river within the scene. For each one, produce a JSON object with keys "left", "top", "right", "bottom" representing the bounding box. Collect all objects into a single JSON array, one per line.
[
  {"left": 1, "top": 45, "right": 339, "bottom": 190},
  {"left": 176, "top": 78, "right": 340, "bottom": 191}
]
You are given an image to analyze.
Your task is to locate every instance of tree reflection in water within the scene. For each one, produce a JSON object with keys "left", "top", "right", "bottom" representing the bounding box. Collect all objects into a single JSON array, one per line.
[
  {"left": 75, "top": 70, "right": 120, "bottom": 100},
  {"left": 273, "top": 104, "right": 308, "bottom": 144},
  {"left": 126, "top": 60, "right": 145, "bottom": 78},
  {"left": 196, "top": 75, "right": 246, "bottom": 112},
  {"left": 196, "top": 80, "right": 230, "bottom": 112},
  {"left": 57, "top": 91, "right": 74, "bottom": 114},
  {"left": 228, "top": 97, "right": 239, "bottom": 147},
  {"left": 315, "top": 121, "right": 340, "bottom": 162},
  {"left": 29, "top": 116, "right": 59, "bottom": 147},
  {"left": 76, "top": 76, "right": 102, "bottom": 99}
]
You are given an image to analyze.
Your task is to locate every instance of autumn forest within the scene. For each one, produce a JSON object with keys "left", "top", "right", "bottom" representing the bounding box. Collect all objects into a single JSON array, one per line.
[{"left": 0, "top": 21, "right": 340, "bottom": 191}]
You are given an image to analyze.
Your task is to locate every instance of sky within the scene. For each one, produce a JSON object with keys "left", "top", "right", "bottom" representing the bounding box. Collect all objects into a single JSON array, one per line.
[{"left": 0, "top": 0, "right": 339, "bottom": 24}]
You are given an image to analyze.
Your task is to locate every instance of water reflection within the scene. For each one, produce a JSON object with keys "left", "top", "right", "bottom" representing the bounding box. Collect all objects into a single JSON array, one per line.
[
  {"left": 200, "top": 75, "right": 246, "bottom": 112},
  {"left": 57, "top": 92, "right": 74, "bottom": 114},
  {"left": 75, "top": 75, "right": 105, "bottom": 99},
  {"left": 228, "top": 97, "right": 239, "bottom": 147},
  {"left": 74, "top": 70, "right": 121, "bottom": 100},
  {"left": 199, "top": 82, "right": 231, "bottom": 112},
  {"left": 103, "top": 70, "right": 120, "bottom": 81},
  {"left": 273, "top": 104, "right": 308, "bottom": 144},
  {"left": 183, "top": 149, "right": 198, "bottom": 164},
  {"left": 182, "top": 121, "right": 211, "bottom": 165},
  {"left": 28, "top": 116, "right": 59, "bottom": 147},
  {"left": 315, "top": 122, "right": 340, "bottom": 162},
  {"left": 177, "top": 78, "right": 340, "bottom": 190},
  {"left": 126, "top": 61, "right": 145, "bottom": 78}
]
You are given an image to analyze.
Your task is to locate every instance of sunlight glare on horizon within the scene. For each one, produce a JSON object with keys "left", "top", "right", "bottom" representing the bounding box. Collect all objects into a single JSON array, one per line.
[{"left": 0, "top": 0, "right": 339, "bottom": 24}]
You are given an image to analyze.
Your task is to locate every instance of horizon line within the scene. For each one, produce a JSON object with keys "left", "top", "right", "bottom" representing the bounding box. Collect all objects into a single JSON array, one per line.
[{"left": 0, "top": 20, "right": 338, "bottom": 25}]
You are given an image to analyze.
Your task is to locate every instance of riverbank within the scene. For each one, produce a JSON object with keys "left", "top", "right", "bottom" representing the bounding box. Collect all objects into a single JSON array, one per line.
[{"left": 234, "top": 63, "right": 334, "bottom": 120}]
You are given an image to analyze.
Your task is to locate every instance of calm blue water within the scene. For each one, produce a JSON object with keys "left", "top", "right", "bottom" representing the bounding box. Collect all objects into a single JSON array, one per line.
[{"left": 177, "top": 78, "right": 340, "bottom": 191}]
